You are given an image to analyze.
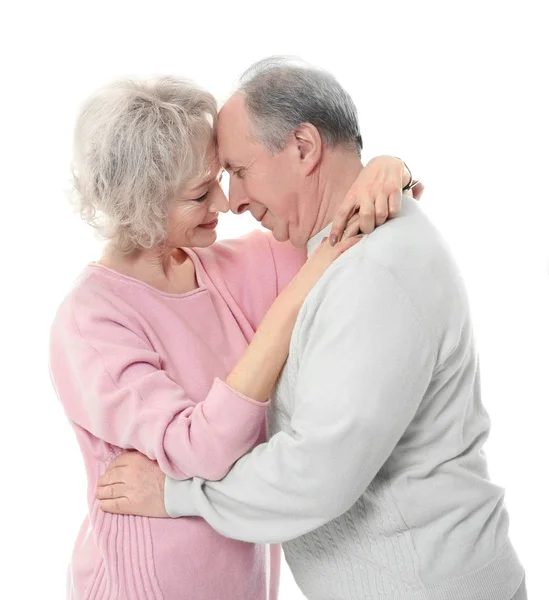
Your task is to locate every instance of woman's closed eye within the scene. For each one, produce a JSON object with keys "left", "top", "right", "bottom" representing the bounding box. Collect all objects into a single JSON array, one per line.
[{"left": 191, "top": 192, "right": 209, "bottom": 203}]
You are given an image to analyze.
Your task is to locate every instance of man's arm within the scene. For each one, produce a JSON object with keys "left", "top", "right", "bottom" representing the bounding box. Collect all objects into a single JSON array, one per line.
[{"left": 162, "top": 256, "right": 437, "bottom": 544}]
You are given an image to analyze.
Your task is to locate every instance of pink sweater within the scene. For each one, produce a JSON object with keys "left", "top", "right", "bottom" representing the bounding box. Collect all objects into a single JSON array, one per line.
[{"left": 49, "top": 230, "right": 305, "bottom": 600}]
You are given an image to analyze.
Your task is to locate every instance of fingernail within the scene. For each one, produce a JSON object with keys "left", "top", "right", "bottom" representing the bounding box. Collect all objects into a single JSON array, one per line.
[{"left": 330, "top": 234, "right": 338, "bottom": 246}]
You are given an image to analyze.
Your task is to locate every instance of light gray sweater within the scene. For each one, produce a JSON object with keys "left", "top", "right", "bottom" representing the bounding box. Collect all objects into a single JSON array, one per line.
[{"left": 165, "top": 198, "right": 524, "bottom": 599}]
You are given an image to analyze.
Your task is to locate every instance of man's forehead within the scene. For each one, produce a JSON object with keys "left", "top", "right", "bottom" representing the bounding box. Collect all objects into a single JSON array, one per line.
[
  {"left": 215, "top": 137, "right": 230, "bottom": 170},
  {"left": 217, "top": 95, "right": 249, "bottom": 168},
  {"left": 219, "top": 94, "right": 249, "bottom": 135},
  {"left": 220, "top": 92, "right": 246, "bottom": 118}
]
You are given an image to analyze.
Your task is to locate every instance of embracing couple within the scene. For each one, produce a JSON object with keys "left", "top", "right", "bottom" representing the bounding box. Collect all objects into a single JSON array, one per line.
[{"left": 50, "top": 57, "right": 526, "bottom": 599}]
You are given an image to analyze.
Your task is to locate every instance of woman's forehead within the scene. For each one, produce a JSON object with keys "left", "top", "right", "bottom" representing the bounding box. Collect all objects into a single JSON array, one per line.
[
  {"left": 204, "top": 141, "right": 221, "bottom": 171},
  {"left": 189, "top": 153, "right": 222, "bottom": 191}
]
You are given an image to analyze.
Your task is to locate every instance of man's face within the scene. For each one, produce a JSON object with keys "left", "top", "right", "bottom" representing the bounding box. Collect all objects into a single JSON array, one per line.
[{"left": 216, "top": 93, "right": 304, "bottom": 245}]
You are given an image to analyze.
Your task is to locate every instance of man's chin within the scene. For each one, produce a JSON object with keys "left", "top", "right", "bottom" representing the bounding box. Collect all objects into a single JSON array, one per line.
[{"left": 271, "top": 228, "right": 290, "bottom": 243}]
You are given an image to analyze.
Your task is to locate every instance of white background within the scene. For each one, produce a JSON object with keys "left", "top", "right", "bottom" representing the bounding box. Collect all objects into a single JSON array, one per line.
[{"left": 1, "top": 1, "right": 548, "bottom": 598}]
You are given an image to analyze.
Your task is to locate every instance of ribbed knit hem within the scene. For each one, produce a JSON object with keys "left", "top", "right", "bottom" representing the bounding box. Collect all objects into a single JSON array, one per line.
[
  {"left": 164, "top": 476, "right": 199, "bottom": 518},
  {"left": 292, "top": 539, "right": 524, "bottom": 600},
  {"left": 403, "top": 541, "right": 524, "bottom": 600}
]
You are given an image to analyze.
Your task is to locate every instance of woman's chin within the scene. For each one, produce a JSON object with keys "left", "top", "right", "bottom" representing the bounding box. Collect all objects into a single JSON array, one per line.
[{"left": 190, "top": 229, "right": 217, "bottom": 248}]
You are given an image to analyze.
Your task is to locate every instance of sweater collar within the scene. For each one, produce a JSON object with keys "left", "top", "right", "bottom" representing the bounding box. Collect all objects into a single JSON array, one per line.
[{"left": 306, "top": 224, "right": 333, "bottom": 258}]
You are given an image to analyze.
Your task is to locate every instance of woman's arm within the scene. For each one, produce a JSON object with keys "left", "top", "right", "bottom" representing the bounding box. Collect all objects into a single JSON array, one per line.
[
  {"left": 329, "top": 156, "right": 424, "bottom": 242},
  {"left": 50, "top": 304, "right": 265, "bottom": 482},
  {"left": 225, "top": 234, "right": 361, "bottom": 400}
]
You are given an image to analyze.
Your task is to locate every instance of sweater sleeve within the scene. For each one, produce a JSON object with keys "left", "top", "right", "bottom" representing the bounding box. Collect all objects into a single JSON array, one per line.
[
  {"left": 164, "top": 257, "right": 436, "bottom": 543},
  {"left": 49, "top": 292, "right": 268, "bottom": 481}
]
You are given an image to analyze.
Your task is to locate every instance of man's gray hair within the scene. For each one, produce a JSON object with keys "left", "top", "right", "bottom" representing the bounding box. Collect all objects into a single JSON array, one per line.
[
  {"left": 238, "top": 56, "right": 362, "bottom": 156},
  {"left": 71, "top": 77, "right": 217, "bottom": 253}
]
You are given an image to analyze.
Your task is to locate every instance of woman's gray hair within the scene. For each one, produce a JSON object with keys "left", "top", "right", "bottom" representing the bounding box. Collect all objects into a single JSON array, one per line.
[
  {"left": 238, "top": 56, "right": 362, "bottom": 156},
  {"left": 72, "top": 77, "right": 217, "bottom": 253}
]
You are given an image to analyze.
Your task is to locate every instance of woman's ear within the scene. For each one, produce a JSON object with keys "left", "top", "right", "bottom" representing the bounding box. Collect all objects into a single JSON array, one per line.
[{"left": 292, "top": 123, "right": 322, "bottom": 175}]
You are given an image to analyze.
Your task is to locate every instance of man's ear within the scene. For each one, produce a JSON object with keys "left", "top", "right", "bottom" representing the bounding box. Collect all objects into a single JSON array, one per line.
[{"left": 292, "top": 123, "right": 322, "bottom": 175}]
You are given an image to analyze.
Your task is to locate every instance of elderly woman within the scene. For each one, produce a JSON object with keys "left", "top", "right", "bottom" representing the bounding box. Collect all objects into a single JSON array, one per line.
[{"left": 50, "top": 76, "right": 415, "bottom": 600}]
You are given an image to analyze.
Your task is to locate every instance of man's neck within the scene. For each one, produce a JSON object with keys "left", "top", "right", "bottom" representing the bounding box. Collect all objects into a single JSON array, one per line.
[{"left": 307, "top": 150, "right": 363, "bottom": 242}]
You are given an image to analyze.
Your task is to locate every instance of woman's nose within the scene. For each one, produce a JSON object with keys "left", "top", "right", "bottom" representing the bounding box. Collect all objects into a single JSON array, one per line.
[{"left": 209, "top": 185, "right": 229, "bottom": 213}]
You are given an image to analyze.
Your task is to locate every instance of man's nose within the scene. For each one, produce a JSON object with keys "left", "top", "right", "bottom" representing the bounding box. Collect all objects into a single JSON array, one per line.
[{"left": 228, "top": 177, "right": 249, "bottom": 215}]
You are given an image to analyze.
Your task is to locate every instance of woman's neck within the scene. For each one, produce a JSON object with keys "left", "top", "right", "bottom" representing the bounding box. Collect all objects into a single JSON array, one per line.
[{"left": 98, "top": 244, "right": 199, "bottom": 294}]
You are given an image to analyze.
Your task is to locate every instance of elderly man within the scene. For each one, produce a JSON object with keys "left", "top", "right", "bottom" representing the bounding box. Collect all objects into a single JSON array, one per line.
[{"left": 98, "top": 58, "right": 526, "bottom": 600}]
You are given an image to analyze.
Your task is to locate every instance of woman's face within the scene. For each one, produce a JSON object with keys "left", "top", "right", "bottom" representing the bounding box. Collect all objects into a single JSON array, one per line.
[{"left": 165, "top": 145, "right": 229, "bottom": 249}]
